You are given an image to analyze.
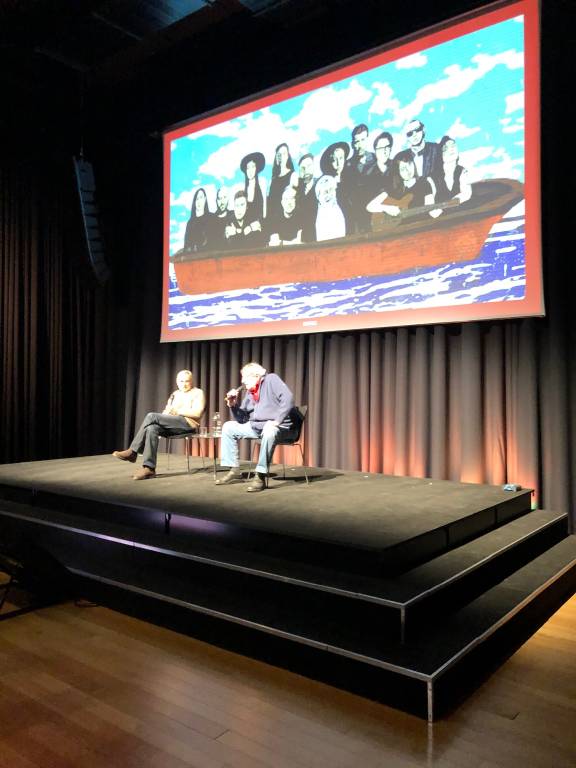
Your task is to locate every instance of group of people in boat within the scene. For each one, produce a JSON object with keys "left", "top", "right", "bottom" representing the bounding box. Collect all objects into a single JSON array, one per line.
[{"left": 182, "top": 118, "right": 473, "bottom": 254}]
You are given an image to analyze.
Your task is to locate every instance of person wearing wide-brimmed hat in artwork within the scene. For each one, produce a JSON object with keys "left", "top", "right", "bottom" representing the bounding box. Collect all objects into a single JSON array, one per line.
[
  {"left": 240, "top": 151, "right": 267, "bottom": 227},
  {"left": 320, "top": 140, "right": 352, "bottom": 233}
]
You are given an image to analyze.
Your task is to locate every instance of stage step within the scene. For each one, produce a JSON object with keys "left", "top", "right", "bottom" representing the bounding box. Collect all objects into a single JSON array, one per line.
[
  {"left": 2, "top": 486, "right": 575, "bottom": 720},
  {"left": 72, "top": 534, "right": 576, "bottom": 721},
  {"left": 0, "top": 501, "right": 567, "bottom": 645},
  {"left": 64, "top": 523, "right": 575, "bottom": 660}
]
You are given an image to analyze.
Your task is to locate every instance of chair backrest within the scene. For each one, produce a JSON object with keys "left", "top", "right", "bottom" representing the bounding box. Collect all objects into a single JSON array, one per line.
[{"left": 278, "top": 405, "right": 307, "bottom": 445}]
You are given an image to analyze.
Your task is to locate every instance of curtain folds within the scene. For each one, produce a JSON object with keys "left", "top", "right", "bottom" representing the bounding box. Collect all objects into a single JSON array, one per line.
[
  {"left": 1, "top": 161, "right": 122, "bottom": 462},
  {"left": 124, "top": 316, "right": 574, "bottom": 528},
  {"left": 1, "top": 158, "right": 574, "bottom": 530}
]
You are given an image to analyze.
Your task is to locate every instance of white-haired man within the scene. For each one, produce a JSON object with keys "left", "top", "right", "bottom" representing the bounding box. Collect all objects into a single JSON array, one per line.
[
  {"left": 112, "top": 370, "right": 205, "bottom": 480},
  {"left": 216, "top": 363, "right": 297, "bottom": 492}
]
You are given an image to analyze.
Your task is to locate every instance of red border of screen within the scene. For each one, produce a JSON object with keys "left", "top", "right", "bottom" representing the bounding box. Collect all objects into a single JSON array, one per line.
[{"left": 161, "top": 0, "right": 541, "bottom": 342}]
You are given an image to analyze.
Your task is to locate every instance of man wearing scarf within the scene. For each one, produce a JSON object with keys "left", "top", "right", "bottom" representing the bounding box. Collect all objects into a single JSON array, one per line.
[{"left": 216, "top": 362, "right": 297, "bottom": 492}]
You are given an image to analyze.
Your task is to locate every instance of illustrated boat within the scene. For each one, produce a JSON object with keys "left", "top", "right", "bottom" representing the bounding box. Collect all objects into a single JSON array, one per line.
[{"left": 171, "top": 179, "right": 524, "bottom": 295}]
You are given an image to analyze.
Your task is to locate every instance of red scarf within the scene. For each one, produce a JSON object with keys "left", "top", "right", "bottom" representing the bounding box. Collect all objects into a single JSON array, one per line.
[{"left": 248, "top": 379, "right": 261, "bottom": 402}]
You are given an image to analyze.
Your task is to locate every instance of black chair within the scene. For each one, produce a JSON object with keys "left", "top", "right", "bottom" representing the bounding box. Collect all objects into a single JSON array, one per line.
[
  {"left": 164, "top": 432, "right": 206, "bottom": 472},
  {"left": 247, "top": 405, "right": 309, "bottom": 485}
]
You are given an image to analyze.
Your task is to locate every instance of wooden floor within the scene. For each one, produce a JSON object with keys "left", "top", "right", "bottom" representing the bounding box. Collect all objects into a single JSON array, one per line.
[{"left": 1, "top": 584, "right": 575, "bottom": 767}]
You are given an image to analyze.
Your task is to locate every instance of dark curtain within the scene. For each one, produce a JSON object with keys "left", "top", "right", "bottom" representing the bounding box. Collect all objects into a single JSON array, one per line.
[
  {"left": 1, "top": 4, "right": 573, "bottom": 532},
  {"left": 0, "top": 159, "right": 123, "bottom": 462},
  {"left": 121, "top": 316, "right": 574, "bottom": 528}
]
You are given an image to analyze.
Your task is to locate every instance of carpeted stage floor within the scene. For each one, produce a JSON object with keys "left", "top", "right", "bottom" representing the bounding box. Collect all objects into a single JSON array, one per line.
[{"left": 0, "top": 453, "right": 528, "bottom": 552}]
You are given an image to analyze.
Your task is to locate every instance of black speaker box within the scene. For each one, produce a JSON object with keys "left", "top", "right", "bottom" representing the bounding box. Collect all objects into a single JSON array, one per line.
[{"left": 73, "top": 157, "right": 111, "bottom": 284}]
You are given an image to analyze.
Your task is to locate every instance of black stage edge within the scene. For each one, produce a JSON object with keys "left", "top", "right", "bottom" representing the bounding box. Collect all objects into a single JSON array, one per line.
[{"left": 1, "top": 454, "right": 575, "bottom": 721}]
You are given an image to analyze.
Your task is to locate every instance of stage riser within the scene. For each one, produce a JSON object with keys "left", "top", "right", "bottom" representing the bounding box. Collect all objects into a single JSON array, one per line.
[
  {"left": 405, "top": 516, "right": 568, "bottom": 637},
  {"left": 0, "top": 481, "right": 533, "bottom": 577},
  {"left": 72, "top": 575, "right": 434, "bottom": 720},
  {"left": 0, "top": 516, "right": 403, "bottom": 643},
  {"left": 0, "top": 512, "right": 569, "bottom": 648},
  {"left": 71, "top": 558, "right": 576, "bottom": 722},
  {"left": 0, "top": 455, "right": 568, "bottom": 722}
]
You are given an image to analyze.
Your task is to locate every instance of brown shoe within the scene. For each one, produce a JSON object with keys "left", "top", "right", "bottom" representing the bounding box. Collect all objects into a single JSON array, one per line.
[
  {"left": 246, "top": 473, "right": 266, "bottom": 492},
  {"left": 113, "top": 449, "right": 137, "bottom": 463},
  {"left": 215, "top": 468, "right": 243, "bottom": 485},
  {"left": 133, "top": 467, "right": 156, "bottom": 480}
]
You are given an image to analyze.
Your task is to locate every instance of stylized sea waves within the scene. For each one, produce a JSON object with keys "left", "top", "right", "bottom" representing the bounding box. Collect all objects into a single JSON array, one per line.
[{"left": 167, "top": 202, "right": 526, "bottom": 330}]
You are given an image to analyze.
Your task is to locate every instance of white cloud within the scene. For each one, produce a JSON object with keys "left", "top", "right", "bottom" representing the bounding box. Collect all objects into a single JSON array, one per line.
[
  {"left": 191, "top": 79, "right": 373, "bottom": 181},
  {"left": 502, "top": 120, "right": 524, "bottom": 134},
  {"left": 459, "top": 145, "right": 498, "bottom": 182},
  {"left": 463, "top": 145, "right": 524, "bottom": 182},
  {"left": 285, "top": 79, "right": 373, "bottom": 144},
  {"left": 171, "top": 190, "right": 194, "bottom": 209},
  {"left": 383, "top": 49, "right": 524, "bottom": 128},
  {"left": 188, "top": 119, "right": 243, "bottom": 141},
  {"left": 169, "top": 221, "right": 187, "bottom": 254},
  {"left": 369, "top": 81, "right": 401, "bottom": 117},
  {"left": 505, "top": 91, "right": 524, "bottom": 114},
  {"left": 395, "top": 52, "right": 428, "bottom": 69},
  {"left": 196, "top": 108, "right": 288, "bottom": 181},
  {"left": 445, "top": 117, "right": 480, "bottom": 139}
]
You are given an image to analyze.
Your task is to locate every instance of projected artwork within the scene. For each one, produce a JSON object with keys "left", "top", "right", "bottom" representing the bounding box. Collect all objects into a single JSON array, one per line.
[{"left": 162, "top": 0, "right": 541, "bottom": 342}]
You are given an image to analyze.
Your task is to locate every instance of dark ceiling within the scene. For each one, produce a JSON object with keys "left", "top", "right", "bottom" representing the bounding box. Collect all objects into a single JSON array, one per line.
[
  {"left": 2, "top": 0, "right": 569, "bottom": 156},
  {"left": 2, "top": 0, "right": 489, "bottom": 149}
]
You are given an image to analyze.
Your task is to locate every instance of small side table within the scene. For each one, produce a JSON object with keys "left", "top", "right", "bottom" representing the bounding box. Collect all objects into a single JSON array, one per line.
[{"left": 190, "top": 431, "right": 220, "bottom": 480}]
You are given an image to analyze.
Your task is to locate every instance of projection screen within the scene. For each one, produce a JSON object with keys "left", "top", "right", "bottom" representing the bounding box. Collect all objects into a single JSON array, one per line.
[{"left": 162, "top": 0, "right": 541, "bottom": 342}]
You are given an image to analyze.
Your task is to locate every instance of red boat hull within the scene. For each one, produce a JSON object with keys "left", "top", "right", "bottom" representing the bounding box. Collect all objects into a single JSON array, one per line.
[{"left": 171, "top": 179, "right": 523, "bottom": 295}]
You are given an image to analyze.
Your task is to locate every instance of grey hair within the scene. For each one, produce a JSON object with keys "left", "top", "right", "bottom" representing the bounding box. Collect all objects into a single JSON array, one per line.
[{"left": 241, "top": 362, "right": 267, "bottom": 377}]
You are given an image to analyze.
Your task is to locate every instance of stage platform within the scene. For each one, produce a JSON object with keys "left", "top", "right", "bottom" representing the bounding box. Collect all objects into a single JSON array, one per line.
[{"left": 1, "top": 454, "right": 575, "bottom": 720}]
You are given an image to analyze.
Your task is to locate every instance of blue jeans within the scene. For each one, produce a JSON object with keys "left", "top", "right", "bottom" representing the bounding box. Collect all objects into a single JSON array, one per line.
[{"left": 220, "top": 420, "right": 295, "bottom": 475}]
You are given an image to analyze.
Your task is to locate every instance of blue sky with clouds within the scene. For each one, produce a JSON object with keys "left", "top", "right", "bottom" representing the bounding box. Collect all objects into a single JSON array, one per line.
[{"left": 168, "top": 14, "right": 525, "bottom": 254}]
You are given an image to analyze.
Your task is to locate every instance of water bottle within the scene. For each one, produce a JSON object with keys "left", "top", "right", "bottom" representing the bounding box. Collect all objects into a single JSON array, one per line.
[{"left": 212, "top": 411, "right": 222, "bottom": 435}]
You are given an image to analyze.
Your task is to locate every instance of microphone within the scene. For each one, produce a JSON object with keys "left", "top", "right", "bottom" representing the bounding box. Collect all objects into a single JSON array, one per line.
[{"left": 225, "top": 385, "right": 243, "bottom": 404}]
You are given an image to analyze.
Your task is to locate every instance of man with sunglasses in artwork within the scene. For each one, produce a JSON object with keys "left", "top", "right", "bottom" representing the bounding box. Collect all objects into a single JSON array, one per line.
[{"left": 397, "top": 119, "right": 439, "bottom": 179}]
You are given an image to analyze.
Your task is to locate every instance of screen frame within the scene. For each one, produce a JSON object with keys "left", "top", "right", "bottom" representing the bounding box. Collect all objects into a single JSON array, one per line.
[{"left": 162, "top": 0, "right": 542, "bottom": 342}]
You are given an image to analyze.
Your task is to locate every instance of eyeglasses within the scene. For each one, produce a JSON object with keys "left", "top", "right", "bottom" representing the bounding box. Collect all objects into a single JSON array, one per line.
[
  {"left": 376, "top": 144, "right": 391, "bottom": 151},
  {"left": 406, "top": 126, "right": 423, "bottom": 137}
]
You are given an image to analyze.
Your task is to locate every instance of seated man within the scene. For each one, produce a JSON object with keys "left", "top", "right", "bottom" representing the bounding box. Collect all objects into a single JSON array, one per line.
[
  {"left": 216, "top": 362, "right": 297, "bottom": 493},
  {"left": 112, "top": 370, "right": 205, "bottom": 480}
]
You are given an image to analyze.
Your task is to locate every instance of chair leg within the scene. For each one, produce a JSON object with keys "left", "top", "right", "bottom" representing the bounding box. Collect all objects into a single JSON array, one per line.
[
  {"left": 184, "top": 437, "right": 190, "bottom": 473},
  {"left": 297, "top": 443, "right": 309, "bottom": 484},
  {"left": 166, "top": 438, "right": 172, "bottom": 470}
]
